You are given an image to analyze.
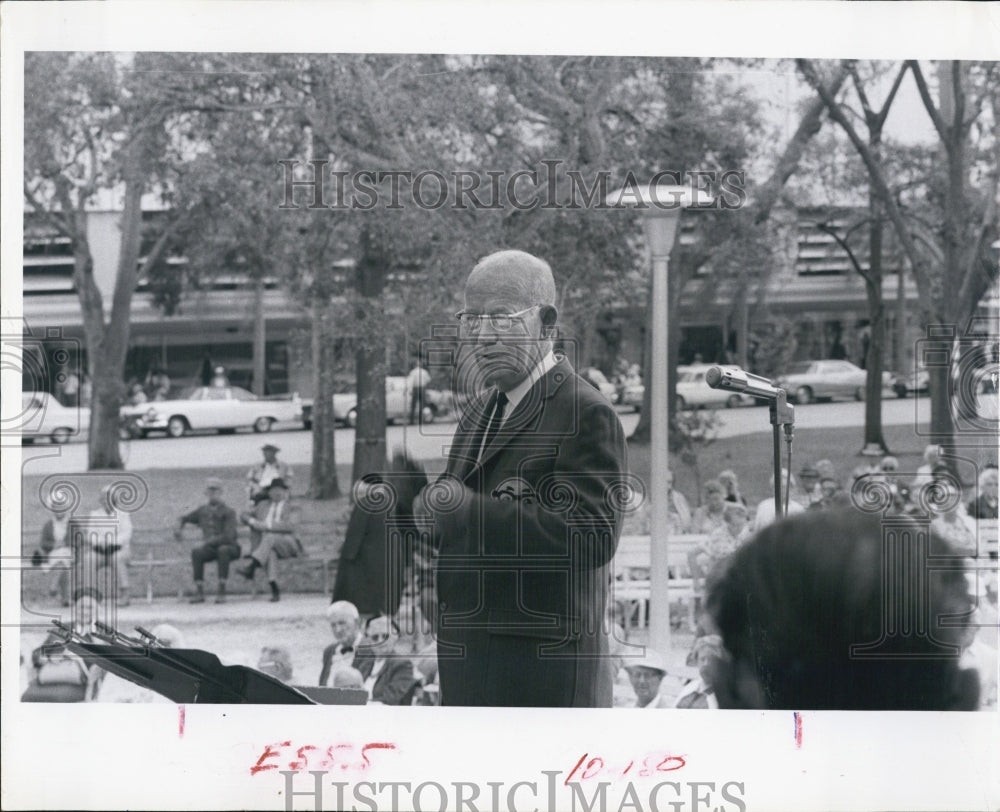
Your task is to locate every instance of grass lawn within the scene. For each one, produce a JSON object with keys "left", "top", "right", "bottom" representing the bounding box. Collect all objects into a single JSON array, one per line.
[{"left": 21, "top": 420, "right": 997, "bottom": 536}]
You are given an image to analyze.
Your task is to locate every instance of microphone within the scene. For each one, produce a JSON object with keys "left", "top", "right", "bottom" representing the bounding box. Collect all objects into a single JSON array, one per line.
[{"left": 705, "top": 365, "right": 783, "bottom": 400}]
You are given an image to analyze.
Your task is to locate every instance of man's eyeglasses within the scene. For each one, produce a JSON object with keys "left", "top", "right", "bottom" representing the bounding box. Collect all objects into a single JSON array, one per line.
[
  {"left": 368, "top": 632, "right": 390, "bottom": 643},
  {"left": 455, "top": 305, "right": 539, "bottom": 334}
]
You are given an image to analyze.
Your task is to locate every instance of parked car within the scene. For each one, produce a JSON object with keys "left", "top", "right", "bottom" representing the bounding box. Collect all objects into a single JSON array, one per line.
[
  {"left": 19, "top": 391, "right": 88, "bottom": 444},
  {"left": 676, "top": 364, "right": 748, "bottom": 411},
  {"left": 120, "top": 386, "right": 302, "bottom": 438},
  {"left": 891, "top": 365, "right": 930, "bottom": 398},
  {"left": 581, "top": 367, "right": 619, "bottom": 404},
  {"left": 775, "top": 359, "right": 888, "bottom": 404},
  {"left": 300, "top": 376, "right": 449, "bottom": 430}
]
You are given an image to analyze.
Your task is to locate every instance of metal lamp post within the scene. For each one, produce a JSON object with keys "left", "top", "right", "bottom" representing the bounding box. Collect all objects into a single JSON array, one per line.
[{"left": 608, "top": 183, "right": 711, "bottom": 656}]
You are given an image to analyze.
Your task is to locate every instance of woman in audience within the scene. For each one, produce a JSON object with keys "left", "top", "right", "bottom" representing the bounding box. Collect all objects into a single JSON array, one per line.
[
  {"left": 717, "top": 470, "right": 747, "bottom": 507},
  {"left": 690, "top": 480, "right": 728, "bottom": 534},
  {"left": 927, "top": 466, "right": 977, "bottom": 555}
]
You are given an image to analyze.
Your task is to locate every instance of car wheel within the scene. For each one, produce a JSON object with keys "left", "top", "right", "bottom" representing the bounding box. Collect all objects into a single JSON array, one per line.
[
  {"left": 894, "top": 385, "right": 907, "bottom": 398},
  {"left": 855, "top": 386, "right": 866, "bottom": 401},
  {"left": 303, "top": 419, "right": 312, "bottom": 431},
  {"left": 794, "top": 386, "right": 813, "bottom": 405},
  {"left": 51, "top": 427, "right": 71, "bottom": 444},
  {"left": 725, "top": 394, "right": 742, "bottom": 409},
  {"left": 676, "top": 395, "right": 687, "bottom": 411},
  {"left": 346, "top": 408, "right": 358, "bottom": 428},
  {"left": 167, "top": 416, "right": 188, "bottom": 438},
  {"left": 253, "top": 417, "right": 273, "bottom": 433},
  {"left": 118, "top": 424, "right": 133, "bottom": 441}
]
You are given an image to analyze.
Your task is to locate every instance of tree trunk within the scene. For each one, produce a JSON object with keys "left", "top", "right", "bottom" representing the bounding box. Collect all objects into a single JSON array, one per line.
[
  {"left": 352, "top": 225, "right": 388, "bottom": 484},
  {"left": 894, "top": 259, "right": 906, "bottom": 374},
  {"left": 78, "top": 137, "right": 147, "bottom": 469},
  {"left": 310, "top": 298, "right": 340, "bottom": 499},
  {"left": 928, "top": 352, "right": 957, "bottom": 455},
  {"left": 862, "top": 197, "right": 888, "bottom": 455},
  {"left": 252, "top": 276, "right": 266, "bottom": 396}
]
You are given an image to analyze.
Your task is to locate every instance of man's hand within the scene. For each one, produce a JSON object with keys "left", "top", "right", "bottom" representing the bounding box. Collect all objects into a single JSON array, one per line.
[{"left": 413, "top": 477, "right": 473, "bottom": 528}]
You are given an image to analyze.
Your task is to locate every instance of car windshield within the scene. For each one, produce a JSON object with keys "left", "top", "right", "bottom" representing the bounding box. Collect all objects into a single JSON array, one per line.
[{"left": 787, "top": 362, "right": 813, "bottom": 375}]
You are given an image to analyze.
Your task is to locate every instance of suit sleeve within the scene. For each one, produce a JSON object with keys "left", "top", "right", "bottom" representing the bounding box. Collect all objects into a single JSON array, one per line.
[
  {"left": 319, "top": 645, "right": 334, "bottom": 686},
  {"left": 372, "top": 659, "right": 418, "bottom": 705},
  {"left": 438, "top": 400, "right": 627, "bottom": 569}
]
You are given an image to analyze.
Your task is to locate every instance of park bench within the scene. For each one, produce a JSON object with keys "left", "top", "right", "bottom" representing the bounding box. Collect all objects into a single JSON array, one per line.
[{"left": 612, "top": 533, "right": 706, "bottom": 636}]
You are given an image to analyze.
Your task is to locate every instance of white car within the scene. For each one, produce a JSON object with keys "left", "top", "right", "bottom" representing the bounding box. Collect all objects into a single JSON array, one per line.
[
  {"left": 676, "top": 365, "right": 747, "bottom": 410},
  {"left": 774, "top": 359, "right": 891, "bottom": 404},
  {"left": 18, "top": 391, "right": 88, "bottom": 444},
  {"left": 301, "top": 376, "right": 448, "bottom": 429},
  {"left": 121, "top": 386, "right": 302, "bottom": 438}
]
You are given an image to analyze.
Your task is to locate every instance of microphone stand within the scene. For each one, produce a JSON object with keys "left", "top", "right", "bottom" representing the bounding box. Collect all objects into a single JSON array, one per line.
[
  {"left": 704, "top": 366, "right": 796, "bottom": 520},
  {"left": 770, "top": 390, "right": 795, "bottom": 519}
]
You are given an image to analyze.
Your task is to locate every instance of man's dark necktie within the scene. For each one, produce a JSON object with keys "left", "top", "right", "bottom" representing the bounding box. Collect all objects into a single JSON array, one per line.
[{"left": 478, "top": 390, "right": 508, "bottom": 462}]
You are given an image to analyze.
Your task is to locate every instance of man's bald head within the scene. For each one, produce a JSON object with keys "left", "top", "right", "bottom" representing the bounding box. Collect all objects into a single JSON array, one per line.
[
  {"left": 466, "top": 250, "right": 557, "bottom": 311},
  {"left": 462, "top": 250, "right": 559, "bottom": 392}
]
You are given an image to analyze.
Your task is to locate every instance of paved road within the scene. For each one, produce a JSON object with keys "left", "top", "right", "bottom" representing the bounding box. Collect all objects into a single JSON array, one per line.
[{"left": 18, "top": 396, "right": 931, "bottom": 476}]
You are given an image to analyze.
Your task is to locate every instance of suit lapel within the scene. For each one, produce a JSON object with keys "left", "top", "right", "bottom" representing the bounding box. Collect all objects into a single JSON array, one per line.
[
  {"left": 477, "top": 358, "right": 573, "bottom": 469},
  {"left": 449, "top": 391, "right": 496, "bottom": 481}
]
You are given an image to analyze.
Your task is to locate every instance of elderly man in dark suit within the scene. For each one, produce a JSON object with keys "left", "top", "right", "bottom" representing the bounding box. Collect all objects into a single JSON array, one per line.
[{"left": 415, "top": 249, "right": 628, "bottom": 707}]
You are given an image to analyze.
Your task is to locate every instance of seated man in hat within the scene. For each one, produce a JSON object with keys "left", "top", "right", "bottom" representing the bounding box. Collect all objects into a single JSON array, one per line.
[
  {"left": 623, "top": 650, "right": 672, "bottom": 708},
  {"left": 246, "top": 444, "right": 293, "bottom": 506},
  {"left": 174, "top": 477, "right": 240, "bottom": 604},
  {"left": 236, "top": 478, "right": 302, "bottom": 602}
]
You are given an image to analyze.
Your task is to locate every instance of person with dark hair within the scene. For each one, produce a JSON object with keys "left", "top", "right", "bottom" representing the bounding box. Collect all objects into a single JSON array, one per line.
[{"left": 706, "top": 510, "right": 981, "bottom": 710}]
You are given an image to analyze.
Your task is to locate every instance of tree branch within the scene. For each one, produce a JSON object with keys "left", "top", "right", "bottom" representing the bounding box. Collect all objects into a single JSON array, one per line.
[
  {"left": 23, "top": 182, "right": 77, "bottom": 242},
  {"left": 798, "top": 59, "right": 931, "bottom": 305},
  {"left": 907, "top": 61, "right": 950, "bottom": 143},
  {"left": 818, "top": 221, "right": 874, "bottom": 288},
  {"left": 875, "top": 62, "right": 910, "bottom": 130},
  {"left": 751, "top": 61, "right": 850, "bottom": 224}
]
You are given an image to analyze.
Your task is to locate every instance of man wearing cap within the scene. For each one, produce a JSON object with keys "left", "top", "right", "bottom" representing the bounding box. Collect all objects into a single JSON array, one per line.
[
  {"left": 175, "top": 478, "right": 240, "bottom": 604},
  {"left": 624, "top": 650, "right": 672, "bottom": 708},
  {"left": 246, "top": 444, "right": 293, "bottom": 506},
  {"left": 236, "top": 478, "right": 302, "bottom": 602}
]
